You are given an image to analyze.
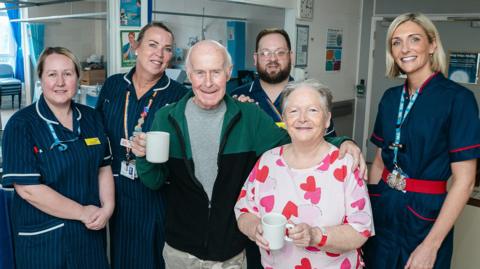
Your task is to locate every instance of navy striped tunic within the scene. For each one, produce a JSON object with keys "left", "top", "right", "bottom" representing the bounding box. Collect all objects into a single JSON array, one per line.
[
  {"left": 1, "top": 95, "right": 112, "bottom": 269},
  {"left": 96, "top": 68, "right": 188, "bottom": 269}
]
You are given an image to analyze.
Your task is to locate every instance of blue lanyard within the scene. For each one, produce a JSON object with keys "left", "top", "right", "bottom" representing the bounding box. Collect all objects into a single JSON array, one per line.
[
  {"left": 47, "top": 121, "right": 81, "bottom": 151},
  {"left": 393, "top": 86, "right": 419, "bottom": 168}
]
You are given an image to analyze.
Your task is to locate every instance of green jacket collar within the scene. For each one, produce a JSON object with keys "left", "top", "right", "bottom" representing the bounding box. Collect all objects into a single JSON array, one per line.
[{"left": 168, "top": 90, "right": 241, "bottom": 137}]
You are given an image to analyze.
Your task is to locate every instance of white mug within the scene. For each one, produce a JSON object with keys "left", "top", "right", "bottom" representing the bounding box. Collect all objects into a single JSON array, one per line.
[
  {"left": 261, "top": 213, "right": 294, "bottom": 250},
  {"left": 146, "top": 131, "right": 170, "bottom": 163}
]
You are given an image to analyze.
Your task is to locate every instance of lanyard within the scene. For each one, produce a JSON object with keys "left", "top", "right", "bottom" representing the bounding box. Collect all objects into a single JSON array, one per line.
[
  {"left": 123, "top": 90, "right": 158, "bottom": 160},
  {"left": 392, "top": 86, "right": 419, "bottom": 168},
  {"left": 266, "top": 98, "right": 283, "bottom": 122},
  {"left": 47, "top": 120, "right": 81, "bottom": 151}
]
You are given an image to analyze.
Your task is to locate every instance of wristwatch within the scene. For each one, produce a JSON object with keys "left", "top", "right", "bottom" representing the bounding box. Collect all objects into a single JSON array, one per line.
[{"left": 317, "top": 226, "right": 328, "bottom": 247}]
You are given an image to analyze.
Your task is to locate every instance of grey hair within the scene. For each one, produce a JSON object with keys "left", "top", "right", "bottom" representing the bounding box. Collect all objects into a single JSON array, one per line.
[
  {"left": 185, "top": 40, "right": 233, "bottom": 72},
  {"left": 281, "top": 79, "right": 333, "bottom": 115}
]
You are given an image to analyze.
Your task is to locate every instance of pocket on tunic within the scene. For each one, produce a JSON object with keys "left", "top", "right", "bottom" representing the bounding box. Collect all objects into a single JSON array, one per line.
[
  {"left": 406, "top": 193, "right": 446, "bottom": 239},
  {"left": 16, "top": 219, "right": 65, "bottom": 249}
]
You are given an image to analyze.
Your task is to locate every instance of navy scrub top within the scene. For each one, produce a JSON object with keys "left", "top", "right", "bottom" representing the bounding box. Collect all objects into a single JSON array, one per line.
[
  {"left": 231, "top": 77, "right": 337, "bottom": 137},
  {"left": 371, "top": 73, "right": 480, "bottom": 180},
  {"left": 96, "top": 67, "right": 188, "bottom": 175},
  {"left": 1, "top": 95, "right": 112, "bottom": 267}
]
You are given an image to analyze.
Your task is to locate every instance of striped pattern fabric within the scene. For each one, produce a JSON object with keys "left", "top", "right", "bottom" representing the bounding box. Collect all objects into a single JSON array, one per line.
[
  {"left": 96, "top": 68, "right": 188, "bottom": 269},
  {"left": 1, "top": 95, "right": 112, "bottom": 268}
]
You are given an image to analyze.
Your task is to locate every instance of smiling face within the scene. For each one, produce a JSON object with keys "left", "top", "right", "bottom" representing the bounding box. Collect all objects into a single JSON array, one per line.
[
  {"left": 391, "top": 21, "right": 436, "bottom": 78},
  {"left": 283, "top": 86, "right": 331, "bottom": 145},
  {"left": 41, "top": 53, "right": 78, "bottom": 108},
  {"left": 254, "top": 33, "right": 293, "bottom": 84},
  {"left": 135, "top": 26, "right": 173, "bottom": 77},
  {"left": 187, "top": 41, "right": 232, "bottom": 110}
]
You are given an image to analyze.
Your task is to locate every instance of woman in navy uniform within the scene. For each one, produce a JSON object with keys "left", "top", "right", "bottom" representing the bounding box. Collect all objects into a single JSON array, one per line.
[
  {"left": 1, "top": 47, "right": 114, "bottom": 269},
  {"left": 96, "top": 22, "right": 187, "bottom": 269},
  {"left": 363, "top": 13, "right": 480, "bottom": 269}
]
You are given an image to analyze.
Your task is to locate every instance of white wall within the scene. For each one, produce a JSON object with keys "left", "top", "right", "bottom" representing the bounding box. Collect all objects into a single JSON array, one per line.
[
  {"left": 153, "top": 0, "right": 285, "bottom": 69},
  {"left": 298, "top": 0, "right": 362, "bottom": 102},
  {"left": 153, "top": 0, "right": 361, "bottom": 103},
  {"left": 452, "top": 205, "right": 480, "bottom": 269},
  {"left": 27, "top": 1, "right": 106, "bottom": 63}
]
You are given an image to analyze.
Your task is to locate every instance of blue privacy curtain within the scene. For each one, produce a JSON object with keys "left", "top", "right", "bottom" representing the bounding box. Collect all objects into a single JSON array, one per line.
[
  {"left": 27, "top": 23, "right": 44, "bottom": 68},
  {"left": 6, "top": 3, "right": 24, "bottom": 81},
  {"left": 27, "top": 23, "right": 44, "bottom": 101}
]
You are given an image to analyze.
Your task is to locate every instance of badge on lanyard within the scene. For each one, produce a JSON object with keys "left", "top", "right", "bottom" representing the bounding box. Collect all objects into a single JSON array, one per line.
[
  {"left": 121, "top": 160, "right": 137, "bottom": 180},
  {"left": 84, "top": 137, "right": 101, "bottom": 146}
]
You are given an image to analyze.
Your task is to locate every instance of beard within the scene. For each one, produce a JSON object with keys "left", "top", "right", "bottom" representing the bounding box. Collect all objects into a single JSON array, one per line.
[{"left": 257, "top": 60, "right": 291, "bottom": 84}]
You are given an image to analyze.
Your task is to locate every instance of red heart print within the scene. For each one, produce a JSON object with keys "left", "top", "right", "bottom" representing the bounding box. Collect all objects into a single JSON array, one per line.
[
  {"left": 276, "top": 158, "right": 285, "bottom": 167},
  {"left": 294, "top": 258, "right": 312, "bottom": 269},
  {"left": 334, "top": 165, "right": 347, "bottom": 182},
  {"left": 304, "top": 188, "right": 321, "bottom": 204},
  {"left": 326, "top": 252, "right": 340, "bottom": 257},
  {"left": 260, "top": 195, "right": 275, "bottom": 213},
  {"left": 305, "top": 246, "right": 320, "bottom": 252},
  {"left": 240, "top": 208, "right": 249, "bottom": 213},
  {"left": 341, "top": 258, "right": 351, "bottom": 269},
  {"left": 316, "top": 160, "right": 330, "bottom": 171},
  {"left": 237, "top": 189, "right": 246, "bottom": 201},
  {"left": 330, "top": 150, "right": 339, "bottom": 164},
  {"left": 282, "top": 201, "right": 298, "bottom": 219},
  {"left": 350, "top": 198, "right": 366, "bottom": 210},
  {"left": 256, "top": 165, "right": 269, "bottom": 183},
  {"left": 354, "top": 169, "right": 364, "bottom": 187},
  {"left": 300, "top": 176, "right": 317, "bottom": 192},
  {"left": 360, "top": 230, "right": 371, "bottom": 237}
]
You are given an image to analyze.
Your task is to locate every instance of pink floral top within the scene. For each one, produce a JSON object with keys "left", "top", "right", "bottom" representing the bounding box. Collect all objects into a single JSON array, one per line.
[{"left": 235, "top": 145, "right": 374, "bottom": 269}]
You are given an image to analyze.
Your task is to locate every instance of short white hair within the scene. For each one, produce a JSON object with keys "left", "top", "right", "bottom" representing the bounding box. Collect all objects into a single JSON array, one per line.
[
  {"left": 282, "top": 79, "right": 332, "bottom": 115},
  {"left": 185, "top": 40, "right": 233, "bottom": 72}
]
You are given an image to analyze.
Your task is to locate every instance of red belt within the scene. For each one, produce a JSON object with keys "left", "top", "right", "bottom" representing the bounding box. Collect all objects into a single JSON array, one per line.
[{"left": 381, "top": 168, "right": 447, "bottom": 194}]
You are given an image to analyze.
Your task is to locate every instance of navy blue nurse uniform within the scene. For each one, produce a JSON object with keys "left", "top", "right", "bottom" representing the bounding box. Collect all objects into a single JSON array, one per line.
[
  {"left": 363, "top": 73, "right": 480, "bottom": 269},
  {"left": 96, "top": 68, "right": 188, "bottom": 269},
  {"left": 231, "top": 78, "right": 337, "bottom": 137},
  {"left": 1, "top": 95, "right": 112, "bottom": 269}
]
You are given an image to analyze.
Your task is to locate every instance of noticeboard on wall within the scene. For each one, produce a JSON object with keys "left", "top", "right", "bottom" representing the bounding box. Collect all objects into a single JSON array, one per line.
[
  {"left": 120, "top": 0, "right": 141, "bottom": 27},
  {"left": 295, "top": 25, "right": 309, "bottom": 68},
  {"left": 447, "top": 51, "right": 480, "bottom": 84},
  {"left": 325, "top": 28, "right": 343, "bottom": 72},
  {"left": 120, "top": 30, "right": 139, "bottom": 68}
]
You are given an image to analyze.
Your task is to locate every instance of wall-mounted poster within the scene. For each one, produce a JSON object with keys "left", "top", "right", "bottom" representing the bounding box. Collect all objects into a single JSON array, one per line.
[
  {"left": 120, "top": 0, "right": 141, "bottom": 27},
  {"left": 448, "top": 52, "right": 479, "bottom": 84},
  {"left": 120, "top": 30, "right": 139, "bottom": 68},
  {"left": 295, "top": 25, "right": 309, "bottom": 67},
  {"left": 325, "top": 28, "right": 343, "bottom": 72}
]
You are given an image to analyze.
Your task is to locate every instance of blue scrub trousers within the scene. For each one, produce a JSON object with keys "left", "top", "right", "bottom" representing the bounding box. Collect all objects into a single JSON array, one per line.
[{"left": 363, "top": 180, "right": 453, "bottom": 269}]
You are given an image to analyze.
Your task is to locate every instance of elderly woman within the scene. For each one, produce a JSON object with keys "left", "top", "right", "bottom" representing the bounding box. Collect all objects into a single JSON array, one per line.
[
  {"left": 96, "top": 22, "right": 188, "bottom": 269},
  {"left": 1, "top": 47, "right": 114, "bottom": 269},
  {"left": 235, "top": 79, "right": 374, "bottom": 269},
  {"left": 363, "top": 13, "right": 480, "bottom": 269}
]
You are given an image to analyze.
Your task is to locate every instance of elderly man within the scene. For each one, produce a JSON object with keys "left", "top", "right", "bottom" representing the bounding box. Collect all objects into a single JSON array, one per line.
[
  {"left": 232, "top": 28, "right": 366, "bottom": 269},
  {"left": 133, "top": 40, "right": 349, "bottom": 268}
]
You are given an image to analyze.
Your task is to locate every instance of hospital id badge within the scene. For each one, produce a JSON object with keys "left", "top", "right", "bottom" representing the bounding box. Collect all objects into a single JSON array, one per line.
[{"left": 120, "top": 160, "right": 137, "bottom": 180}]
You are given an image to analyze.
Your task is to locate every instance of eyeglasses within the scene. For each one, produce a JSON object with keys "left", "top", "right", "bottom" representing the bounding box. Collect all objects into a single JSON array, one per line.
[{"left": 256, "top": 49, "right": 290, "bottom": 58}]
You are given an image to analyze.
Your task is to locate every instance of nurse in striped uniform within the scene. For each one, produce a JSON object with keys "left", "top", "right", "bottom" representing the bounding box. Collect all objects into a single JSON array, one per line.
[
  {"left": 1, "top": 47, "right": 114, "bottom": 269},
  {"left": 96, "top": 22, "right": 187, "bottom": 269}
]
